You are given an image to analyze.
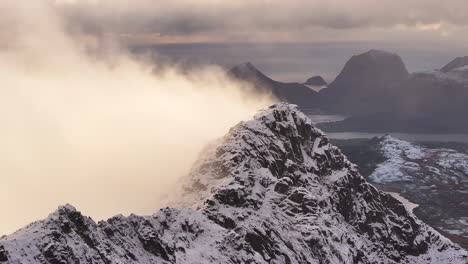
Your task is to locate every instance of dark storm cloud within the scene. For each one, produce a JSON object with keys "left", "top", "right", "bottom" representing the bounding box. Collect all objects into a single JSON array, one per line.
[{"left": 53, "top": 0, "right": 468, "bottom": 38}]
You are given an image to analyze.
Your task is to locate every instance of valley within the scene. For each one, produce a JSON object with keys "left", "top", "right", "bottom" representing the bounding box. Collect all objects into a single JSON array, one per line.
[{"left": 334, "top": 137, "right": 468, "bottom": 250}]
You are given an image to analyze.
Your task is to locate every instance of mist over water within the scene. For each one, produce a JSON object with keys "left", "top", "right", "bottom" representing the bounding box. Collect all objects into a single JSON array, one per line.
[{"left": 0, "top": 1, "right": 273, "bottom": 235}]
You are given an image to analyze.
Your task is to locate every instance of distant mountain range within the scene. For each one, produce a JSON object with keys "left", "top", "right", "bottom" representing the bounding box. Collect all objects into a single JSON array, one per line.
[
  {"left": 322, "top": 54, "right": 468, "bottom": 133},
  {"left": 230, "top": 50, "right": 468, "bottom": 133}
]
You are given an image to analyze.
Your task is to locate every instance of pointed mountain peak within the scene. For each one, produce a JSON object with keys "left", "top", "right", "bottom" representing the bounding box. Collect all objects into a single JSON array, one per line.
[
  {"left": 228, "top": 62, "right": 275, "bottom": 92},
  {"left": 228, "top": 62, "right": 269, "bottom": 80},
  {"left": 234, "top": 61, "right": 256, "bottom": 70},
  {"left": 242, "top": 61, "right": 255, "bottom": 69},
  {"left": 58, "top": 204, "right": 78, "bottom": 213}
]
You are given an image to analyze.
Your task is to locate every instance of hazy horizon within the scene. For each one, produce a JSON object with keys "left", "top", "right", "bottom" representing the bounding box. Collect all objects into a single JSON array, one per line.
[{"left": 135, "top": 41, "right": 468, "bottom": 82}]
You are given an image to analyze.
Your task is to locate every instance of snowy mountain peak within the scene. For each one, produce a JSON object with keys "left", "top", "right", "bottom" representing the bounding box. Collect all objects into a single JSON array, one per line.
[
  {"left": 1, "top": 103, "right": 467, "bottom": 263},
  {"left": 56, "top": 204, "right": 79, "bottom": 214}
]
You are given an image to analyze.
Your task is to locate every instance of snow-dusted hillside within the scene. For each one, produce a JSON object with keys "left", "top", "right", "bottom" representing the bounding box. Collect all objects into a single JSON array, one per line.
[
  {"left": 1, "top": 104, "right": 467, "bottom": 264},
  {"left": 370, "top": 136, "right": 468, "bottom": 185},
  {"left": 367, "top": 136, "right": 468, "bottom": 249}
]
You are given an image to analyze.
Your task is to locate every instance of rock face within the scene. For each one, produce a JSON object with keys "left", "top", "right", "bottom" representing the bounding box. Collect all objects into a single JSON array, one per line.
[
  {"left": 304, "top": 76, "right": 327, "bottom": 86},
  {"left": 319, "top": 49, "right": 409, "bottom": 114},
  {"left": 1, "top": 104, "right": 467, "bottom": 264},
  {"left": 229, "top": 63, "right": 320, "bottom": 110}
]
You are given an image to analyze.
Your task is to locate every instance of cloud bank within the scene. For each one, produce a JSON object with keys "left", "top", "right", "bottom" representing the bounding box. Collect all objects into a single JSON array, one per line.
[
  {"left": 0, "top": 1, "right": 272, "bottom": 235},
  {"left": 53, "top": 0, "right": 468, "bottom": 43}
]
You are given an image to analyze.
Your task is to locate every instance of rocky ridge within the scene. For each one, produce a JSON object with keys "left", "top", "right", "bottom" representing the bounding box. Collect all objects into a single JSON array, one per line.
[
  {"left": 1, "top": 104, "right": 467, "bottom": 264},
  {"left": 228, "top": 63, "right": 320, "bottom": 109}
]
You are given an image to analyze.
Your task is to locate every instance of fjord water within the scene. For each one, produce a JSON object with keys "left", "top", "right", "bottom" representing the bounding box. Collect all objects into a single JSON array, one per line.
[
  {"left": 326, "top": 132, "right": 468, "bottom": 143},
  {"left": 308, "top": 115, "right": 468, "bottom": 143}
]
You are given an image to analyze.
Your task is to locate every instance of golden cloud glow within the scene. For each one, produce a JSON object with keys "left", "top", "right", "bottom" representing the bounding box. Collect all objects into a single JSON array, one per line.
[{"left": 0, "top": 1, "right": 273, "bottom": 235}]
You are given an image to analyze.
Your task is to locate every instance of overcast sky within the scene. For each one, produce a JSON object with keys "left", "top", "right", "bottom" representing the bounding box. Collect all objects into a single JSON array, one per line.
[{"left": 51, "top": 0, "right": 468, "bottom": 46}]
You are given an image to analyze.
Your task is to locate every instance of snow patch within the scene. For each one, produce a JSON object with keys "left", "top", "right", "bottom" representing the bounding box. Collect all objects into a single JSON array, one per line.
[{"left": 387, "top": 192, "right": 419, "bottom": 212}]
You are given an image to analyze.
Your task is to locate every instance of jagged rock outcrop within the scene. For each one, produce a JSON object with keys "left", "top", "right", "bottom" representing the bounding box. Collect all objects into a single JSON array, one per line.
[
  {"left": 304, "top": 76, "right": 327, "bottom": 87},
  {"left": 1, "top": 104, "right": 467, "bottom": 263},
  {"left": 229, "top": 63, "right": 320, "bottom": 110},
  {"left": 319, "top": 49, "right": 409, "bottom": 114}
]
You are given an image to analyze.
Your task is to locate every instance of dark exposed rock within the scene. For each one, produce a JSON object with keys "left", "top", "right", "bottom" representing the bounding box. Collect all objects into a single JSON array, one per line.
[
  {"left": 229, "top": 62, "right": 320, "bottom": 110},
  {"left": 41, "top": 241, "right": 78, "bottom": 264},
  {"left": 287, "top": 189, "right": 308, "bottom": 204},
  {"left": 0, "top": 245, "right": 8, "bottom": 262},
  {"left": 304, "top": 76, "right": 327, "bottom": 86},
  {"left": 137, "top": 230, "right": 173, "bottom": 261},
  {"left": 274, "top": 177, "right": 293, "bottom": 194},
  {"left": 214, "top": 186, "right": 247, "bottom": 207}
]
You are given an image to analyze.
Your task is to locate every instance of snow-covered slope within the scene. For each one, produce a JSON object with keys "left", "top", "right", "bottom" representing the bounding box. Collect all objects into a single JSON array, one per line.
[
  {"left": 370, "top": 136, "right": 468, "bottom": 184},
  {"left": 368, "top": 136, "right": 468, "bottom": 249},
  {"left": 1, "top": 104, "right": 467, "bottom": 264}
]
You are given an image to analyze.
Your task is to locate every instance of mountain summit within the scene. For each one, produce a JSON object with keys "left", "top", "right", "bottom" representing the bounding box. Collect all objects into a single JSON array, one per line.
[
  {"left": 328, "top": 49, "right": 409, "bottom": 92},
  {"left": 229, "top": 63, "right": 320, "bottom": 110},
  {"left": 229, "top": 62, "right": 272, "bottom": 88},
  {"left": 319, "top": 49, "right": 409, "bottom": 114},
  {"left": 304, "top": 76, "right": 327, "bottom": 87},
  {"left": 1, "top": 104, "right": 466, "bottom": 263}
]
